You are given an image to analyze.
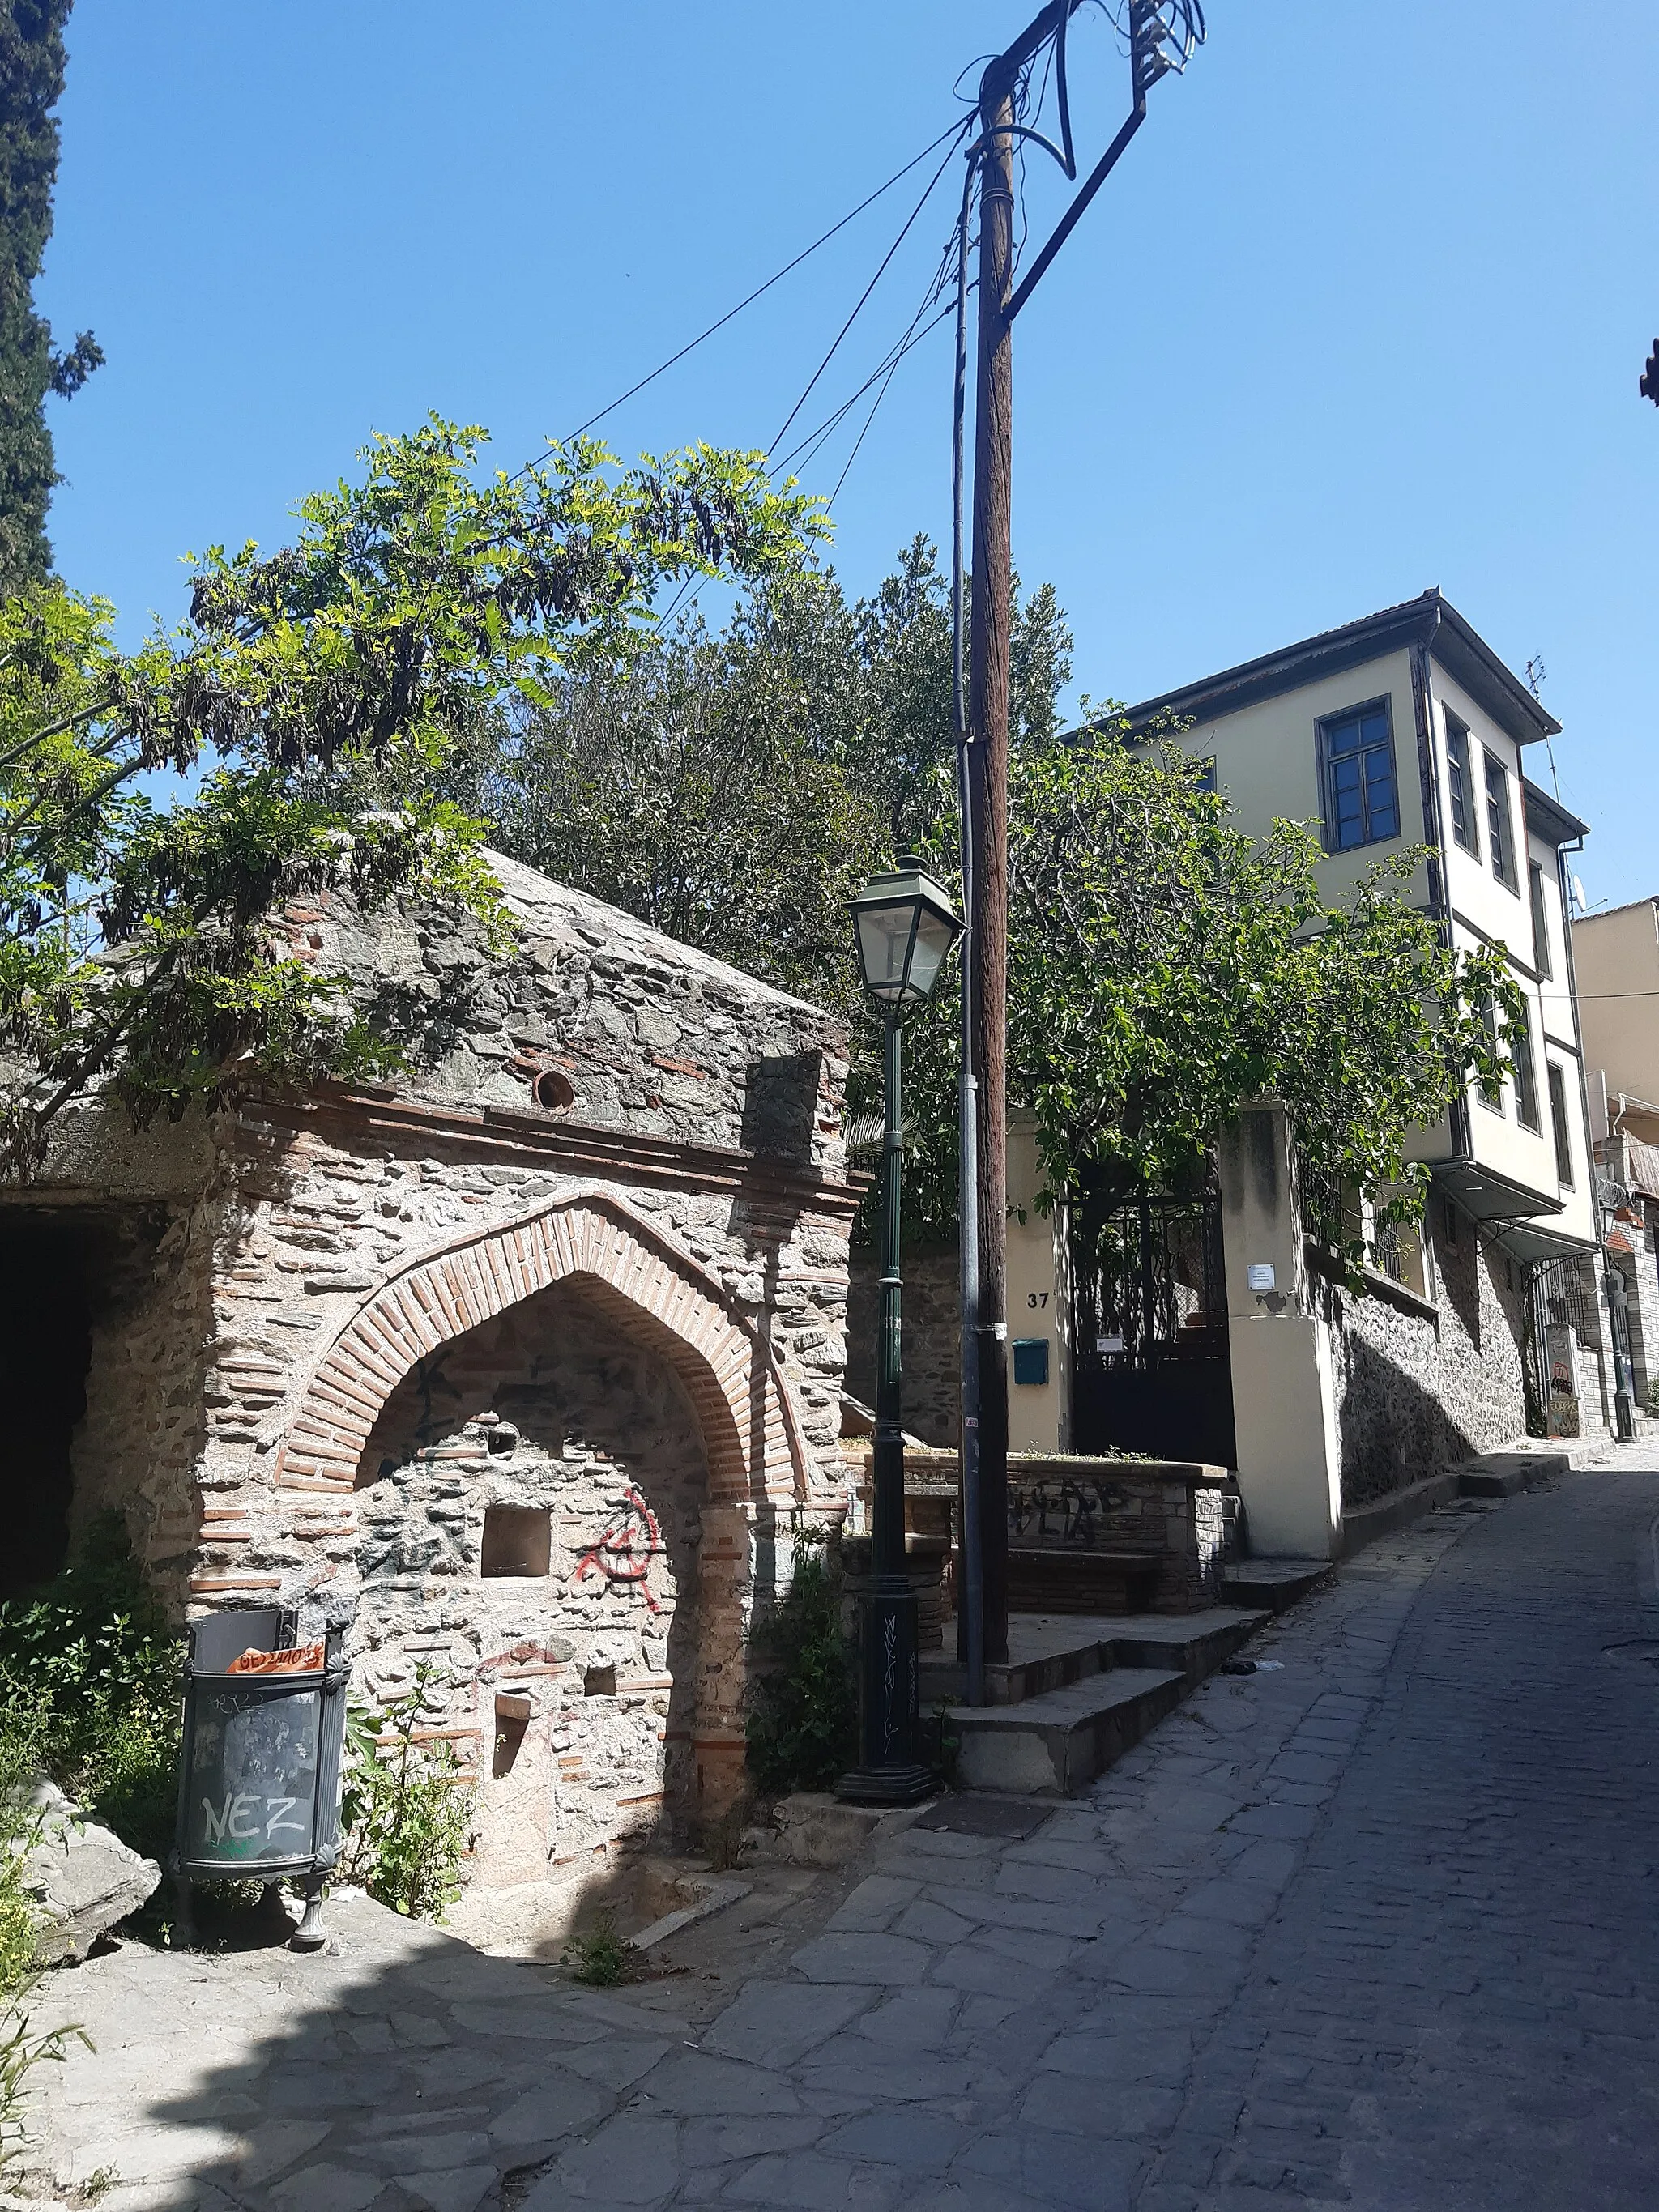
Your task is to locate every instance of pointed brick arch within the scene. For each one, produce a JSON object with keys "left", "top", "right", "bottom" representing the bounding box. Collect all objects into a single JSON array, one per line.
[{"left": 271, "top": 1192, "right": 809, "bottom": 1506}]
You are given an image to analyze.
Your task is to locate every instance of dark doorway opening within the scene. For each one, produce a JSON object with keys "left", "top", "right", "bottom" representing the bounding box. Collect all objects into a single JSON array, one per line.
[
  {"left": 1069, "top": 1167, "right": 1237, "bottom": 1467},
  {"left": 0, "top": 1219, "right": 94, "bottom": 1597}
]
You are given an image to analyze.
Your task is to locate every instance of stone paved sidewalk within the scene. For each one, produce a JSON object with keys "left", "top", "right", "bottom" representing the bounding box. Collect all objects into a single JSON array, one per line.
[{"left": 20, "top": 1449, "right": 1659, "bottom": 2212}]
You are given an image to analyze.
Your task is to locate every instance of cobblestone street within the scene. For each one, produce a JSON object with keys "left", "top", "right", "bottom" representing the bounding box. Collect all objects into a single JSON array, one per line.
[{"left": 27, "top": 1451, "right": 1659, "bottom": 2212}]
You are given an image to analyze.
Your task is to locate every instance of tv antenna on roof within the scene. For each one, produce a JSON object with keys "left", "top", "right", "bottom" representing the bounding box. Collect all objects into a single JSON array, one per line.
[{"left": 1525, "top": 654, "right": 1562, "bottom": 800}]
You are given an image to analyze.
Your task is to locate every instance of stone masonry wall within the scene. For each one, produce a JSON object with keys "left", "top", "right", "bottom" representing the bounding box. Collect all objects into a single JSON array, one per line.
[
  {"left": 37, "top": 850, "right": 860, "bottom": 1869},
  {"left": 1610, "top": 1222, "right": 1659, "bottom": 1409},
  {"left": 1328, "top": 1214, "right": 1529, "bottom": 1508},
  {"left": 846, "top": 1241, "right": 959, "bottom": 1447},
  {"left": 70, "top": 1192, "right": 223, "bottom": 1594},
  {"left": 885, "top": 1447, "right": 1239, "bottom": 1617},
  {"left": 185, "top": 1108, "right": 854, "bottom": 1831},
  {"left": 314, "top": 850, "right": 850, "bottom": 1177}
]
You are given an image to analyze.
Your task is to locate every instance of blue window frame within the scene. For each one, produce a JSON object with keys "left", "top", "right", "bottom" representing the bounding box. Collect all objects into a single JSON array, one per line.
[{"left": 1319, "top": 698, "right": 1400, "bottom": 852}]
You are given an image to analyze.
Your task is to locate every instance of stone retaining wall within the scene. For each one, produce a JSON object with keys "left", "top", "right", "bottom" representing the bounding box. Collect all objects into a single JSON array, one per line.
[
  {"left": 856, "top": 1447, "right": 1239, "bottom": 1617},
  {"left": 1328, "top": 1216, "right": 1529, "bottom": 1507}
]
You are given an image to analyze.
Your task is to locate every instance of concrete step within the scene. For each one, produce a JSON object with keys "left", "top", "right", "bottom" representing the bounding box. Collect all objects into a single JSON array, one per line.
[
  {"left": 920, "top": 1605, "right": 1271, "bottom": 1707},
  {"left": 1220, "top": 1558, "right": 1334, "bottom": 1612},
  {"left": 1456, "top": 1447, "right": 1569, "bottom": 1498},
  {"left": 949, "top": 1668, "right": 1187, "bottom": 1795},
  {"left": 1103, "top": 1606, "right": 1271, "bottom": 1686}
]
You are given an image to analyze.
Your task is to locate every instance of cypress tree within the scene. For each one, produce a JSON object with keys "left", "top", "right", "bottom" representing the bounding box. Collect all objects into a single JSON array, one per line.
[{"left": 0, "top": 1, "right": 99, "bottom": 591}]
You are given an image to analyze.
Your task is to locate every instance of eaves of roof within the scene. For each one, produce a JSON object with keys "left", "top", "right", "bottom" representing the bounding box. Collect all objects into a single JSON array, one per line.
[
  {"left": 1523, "top": 778, "right": 1589, "bottom": 849},
  {"left": 1112, "top": 589, "right": 1562, "bottom": 750}
]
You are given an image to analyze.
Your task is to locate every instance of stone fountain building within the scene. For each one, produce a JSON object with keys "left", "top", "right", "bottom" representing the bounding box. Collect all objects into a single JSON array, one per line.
[{"left": 1, "top": 853, "right": 857, "bottom": 1887}]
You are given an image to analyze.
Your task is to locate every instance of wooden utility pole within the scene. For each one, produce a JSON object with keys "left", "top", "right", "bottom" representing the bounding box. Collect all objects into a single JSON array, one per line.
[
  {"left": 965, "top": 58, "right": 1017, "bottom": 1665},
  {"left": 957, "top": 2, "right": 1202, "bottom": 1677}
]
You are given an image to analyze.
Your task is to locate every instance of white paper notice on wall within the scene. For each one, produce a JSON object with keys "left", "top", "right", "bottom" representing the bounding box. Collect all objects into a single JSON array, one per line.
[{"left": 1246, "top": 1263, "right": 1277, "bottom": 1294}]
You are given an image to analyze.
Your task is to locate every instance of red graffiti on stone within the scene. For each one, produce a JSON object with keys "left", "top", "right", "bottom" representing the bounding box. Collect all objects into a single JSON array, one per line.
[{"left": 573, "top": 1487, "right": 663, "bottom": 1612}]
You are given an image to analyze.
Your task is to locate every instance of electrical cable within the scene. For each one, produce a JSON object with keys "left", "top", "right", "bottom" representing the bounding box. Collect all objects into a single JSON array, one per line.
[
  {"left": 767, "top": 121, "right": 972, "bottom": 456},
  {"left": 765, "top": 214, "right": 962, "bottom": 483},
  {"left": 497, "top": 115, "right": 973, "bottom": 484},
  {"left": 825, "top": 263, "right": 959, "bottom": 510},
  {"left": 773, "top": 294, "right": 958, "bottom": 484},
  {"left": 650, "top": 252, "right": 963, "bottom": 636},
  {"left": 497, "top": 115, "right": 979, "bottom": 667},
  {"left": 476, "top": 121, "right": 973, "bottom": 666}
]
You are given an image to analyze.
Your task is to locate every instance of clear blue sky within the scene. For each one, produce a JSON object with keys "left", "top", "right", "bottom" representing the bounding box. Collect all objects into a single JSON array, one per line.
[{"left": 38, "top": 1, "right": 1659, "bottom": 906}]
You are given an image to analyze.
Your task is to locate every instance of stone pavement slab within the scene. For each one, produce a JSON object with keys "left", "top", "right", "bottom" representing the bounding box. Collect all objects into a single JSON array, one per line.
[{"left": 19, "top": 1451, "right": 1659, "bottom": 2210}]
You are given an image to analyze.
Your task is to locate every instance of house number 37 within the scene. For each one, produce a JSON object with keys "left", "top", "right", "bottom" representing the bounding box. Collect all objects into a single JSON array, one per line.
[{"left": 1026, "top": 1291, "right": 1049, "bottom": 1308}]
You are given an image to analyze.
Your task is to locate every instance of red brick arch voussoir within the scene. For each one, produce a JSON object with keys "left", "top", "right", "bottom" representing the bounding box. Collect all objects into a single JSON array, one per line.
[{"left": 269, "top": 1191, "right": 810, "bottom": 1507}]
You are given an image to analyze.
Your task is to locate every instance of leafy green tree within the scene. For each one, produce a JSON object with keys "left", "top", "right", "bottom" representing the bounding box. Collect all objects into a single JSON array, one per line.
[
  {"left": 0, "top": 0, "right": 102, "bottom": 590},
  {"left": 901, "top": 723, "right": 1520, "bottom": 1246},
  {"left": 0, "top": 416, "right": 822, "bottom": 1173},
  {"left": 455, "top": 535, "right": 1070, "bottom": 1014},
  {"left": 458, "top": 537, "right": 1511, "bottom": 1253}
]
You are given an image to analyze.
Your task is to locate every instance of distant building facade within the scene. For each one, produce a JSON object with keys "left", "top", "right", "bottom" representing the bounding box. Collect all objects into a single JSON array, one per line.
[
  {"left": 1572, "top": 896, "right": 1659, "bottom": 1409},
  {"left": 852, "top": 592, "right": 1622, "bottom": 1561},
  {"left": 1114, "top": 592, "right": 1613, "bottom": 1532}
]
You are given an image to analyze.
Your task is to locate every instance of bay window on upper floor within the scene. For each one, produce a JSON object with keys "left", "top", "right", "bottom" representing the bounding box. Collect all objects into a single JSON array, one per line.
[{"left": 1320, "top": 697, "right": 1400, "bottom": 852}]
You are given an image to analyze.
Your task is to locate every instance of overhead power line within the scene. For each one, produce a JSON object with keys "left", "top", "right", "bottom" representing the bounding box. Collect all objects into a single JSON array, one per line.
[
  {"left": 767, "top": 122, "right": 972, "bottom": 456},
  {"left": 508, "top": 114, "right": 974, "bottom": 478},
  {"left": 497, "top": 115, "right": 972, "bottom": 646}
]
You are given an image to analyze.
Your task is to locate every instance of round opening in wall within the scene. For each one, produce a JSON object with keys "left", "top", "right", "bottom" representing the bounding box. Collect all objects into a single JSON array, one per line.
[{"left": 532, "top": 1068, "right": 574, "bottom": 1113}]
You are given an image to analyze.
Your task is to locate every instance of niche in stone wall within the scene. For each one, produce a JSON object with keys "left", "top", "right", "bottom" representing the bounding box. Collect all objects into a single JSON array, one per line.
[
  {"left": 352, "top": 1276, "right": 714, "bottom": 1877},
  {"left": 480, "top": 1505, "right": 551, "bottom": 1578},
  {"left": 493, "top": 1693, "right": 531, "bottom": 1777}
]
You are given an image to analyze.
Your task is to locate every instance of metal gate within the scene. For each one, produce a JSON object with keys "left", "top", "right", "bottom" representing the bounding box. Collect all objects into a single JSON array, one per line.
[
  {"left": 1069, "top": 1170, "right": 1237, "bottom": 1467},
  {"left": 1522, "top": 1255, "right": 1592, "bottom": 1430}
]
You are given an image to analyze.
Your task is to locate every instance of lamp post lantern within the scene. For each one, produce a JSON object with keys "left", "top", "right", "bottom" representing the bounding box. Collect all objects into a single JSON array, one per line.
[{"left": 839, "top": 858, "right": 962, "bottom": 1806}]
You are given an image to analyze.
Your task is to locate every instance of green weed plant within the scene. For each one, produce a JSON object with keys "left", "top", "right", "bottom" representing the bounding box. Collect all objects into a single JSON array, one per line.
[
  {"left": 744, "top": 1536, "right": 855, "bottom": 1796},
  {"left": 561, "top": 1911, "right": 634, "bottom": 1988},
  {"left": 339, "top": 1666, "right": 473, "bottom": 1920},
  {"left": 0, "top": 1513, "right": 182, "bottom": 1865}
]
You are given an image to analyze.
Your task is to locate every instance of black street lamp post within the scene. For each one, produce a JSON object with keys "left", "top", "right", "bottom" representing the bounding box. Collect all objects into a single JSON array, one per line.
[{"left": 838, "top": 858, "right": 962, "bottom": 1806}]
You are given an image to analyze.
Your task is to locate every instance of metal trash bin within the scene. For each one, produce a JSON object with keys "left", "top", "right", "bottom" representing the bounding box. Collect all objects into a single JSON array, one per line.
[{"left": 172, "top": 1608, "right": 348, "bottom": 1950}]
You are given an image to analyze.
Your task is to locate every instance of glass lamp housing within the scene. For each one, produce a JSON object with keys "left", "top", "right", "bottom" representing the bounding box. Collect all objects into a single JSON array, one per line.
[{"left": 850, "top": 861, "right": 962, "bottom": 1008}]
